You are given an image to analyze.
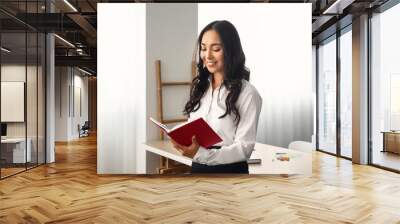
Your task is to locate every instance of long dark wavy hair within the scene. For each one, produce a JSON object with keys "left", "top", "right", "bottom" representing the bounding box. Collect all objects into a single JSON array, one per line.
[{"left": 184, "top": 20, "right": 250, "bottom": 124}]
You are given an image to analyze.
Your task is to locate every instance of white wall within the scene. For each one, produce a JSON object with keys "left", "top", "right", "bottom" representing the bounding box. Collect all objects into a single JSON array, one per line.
[
  {"left": 98, "top": 3, "right": 146, "bottom": 174},
  {"left": 72, "top": 72, "right": 89, "bottom": 137},
  {"left": 55, "top": 67, "right": 89, "bottom": 141},
  {"left": 1, "top": 65, "right": 40, "bottom": 138},
  {"left": 1, "top": 63, "right": 47, "bottom": 163},
  {"left": 55, "top": 67, "right": 69, "bottom": 141}
]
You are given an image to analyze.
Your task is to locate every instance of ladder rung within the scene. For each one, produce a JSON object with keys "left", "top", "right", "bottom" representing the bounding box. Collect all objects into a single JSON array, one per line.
[
  {"left": 162, "top": 118, "right": 187, "bottom": 124},
  {"left": 162, "top": 82, "right": 191, "bottom": 86}
]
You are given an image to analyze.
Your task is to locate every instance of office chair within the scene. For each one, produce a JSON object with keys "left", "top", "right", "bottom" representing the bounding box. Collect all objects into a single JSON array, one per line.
[{"left": 79, "top": 121, "right": 90, "bottom": 138}]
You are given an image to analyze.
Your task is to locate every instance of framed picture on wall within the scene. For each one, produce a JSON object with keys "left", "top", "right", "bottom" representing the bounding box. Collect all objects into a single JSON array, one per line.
[{"left": 1, "top": 81, "right": 25, "bottom": 122}]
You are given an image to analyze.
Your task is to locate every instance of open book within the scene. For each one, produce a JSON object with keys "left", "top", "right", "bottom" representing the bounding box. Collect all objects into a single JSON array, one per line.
[{"left": 150, "top": 117, "right": 222, "bottom": 148}]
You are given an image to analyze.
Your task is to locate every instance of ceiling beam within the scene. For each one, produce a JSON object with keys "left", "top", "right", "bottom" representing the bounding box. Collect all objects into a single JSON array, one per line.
[
  {"left": 67, "top": 13, "right": 97, "bottom": 39},
  {"left": 323, "top": 0, "right": 356, "bottom": 14},
  {"left": 312, "top": 15, "right": 335, "bottom": 33},
  {"left": 55, "top": 55, "right": 96, "bottom": 68}
]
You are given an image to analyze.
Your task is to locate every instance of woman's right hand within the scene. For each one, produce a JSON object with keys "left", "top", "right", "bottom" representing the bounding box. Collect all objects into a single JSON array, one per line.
[{"left": 171, "top": 136, "right": 200, "bottom": 159}]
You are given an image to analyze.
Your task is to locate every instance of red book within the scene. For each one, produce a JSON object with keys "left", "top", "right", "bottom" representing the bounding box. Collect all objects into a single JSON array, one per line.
[{"left": 150, "top": 117, "right": 222, "bottom": 148}]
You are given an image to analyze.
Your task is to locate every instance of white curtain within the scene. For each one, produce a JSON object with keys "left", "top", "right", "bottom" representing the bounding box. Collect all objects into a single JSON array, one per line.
[
  {"left": 199, "top": 4, "right": 313, "bottom": 147},
  {"left": 97, "top": 4, "right": 147, "bottom": 174}
]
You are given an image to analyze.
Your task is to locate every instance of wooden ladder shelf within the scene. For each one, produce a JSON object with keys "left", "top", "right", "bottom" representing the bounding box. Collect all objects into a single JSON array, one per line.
[{"left": 155, "top": 59, "right": 195, "bottom": 174}]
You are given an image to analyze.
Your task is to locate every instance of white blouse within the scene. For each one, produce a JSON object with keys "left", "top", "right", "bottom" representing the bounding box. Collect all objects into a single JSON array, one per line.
[{"left": 189, "top": 79, "right": 263, "bottom": 165}]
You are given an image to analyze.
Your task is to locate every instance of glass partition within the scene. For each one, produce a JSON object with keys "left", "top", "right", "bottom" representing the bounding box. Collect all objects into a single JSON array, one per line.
[
  {"left": 0, "top": 1, "right": 46, "bottom": 179},
  {"left": 27, "top": 30, "right": 38, "bottom": 169},
  {"left": 1, "top": 31, "right": 28, "bottom": 177}
]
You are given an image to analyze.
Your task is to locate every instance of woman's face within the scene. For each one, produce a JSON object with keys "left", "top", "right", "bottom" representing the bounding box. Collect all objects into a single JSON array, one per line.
[{"left": 200, "top": 30, "right": 224, "bottom": 75}]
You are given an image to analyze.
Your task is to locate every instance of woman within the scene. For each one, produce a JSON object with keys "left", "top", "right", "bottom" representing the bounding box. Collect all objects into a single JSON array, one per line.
[{"left": 171, "top": 20, "right": 262, "bottom": 174}]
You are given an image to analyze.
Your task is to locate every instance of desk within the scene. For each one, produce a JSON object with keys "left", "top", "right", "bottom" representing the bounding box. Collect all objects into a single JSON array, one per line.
[
  {"left": 145, "top": 140, "right": 192, "bottom": 166},
  {"left": 144, "top": 141, "right": 312, "bottom": 175},
  {"left": 249, "top": 143, "right": 312, "bottom": 175},
  {"left": 1, "top": 138, "right": 31, "bottom": 163},
  {"left": 381, "top": 131, "right": 400, "bottom": 154}
]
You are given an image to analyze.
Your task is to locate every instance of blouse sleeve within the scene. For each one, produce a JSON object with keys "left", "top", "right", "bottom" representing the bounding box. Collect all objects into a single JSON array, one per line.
[{"left": 193, "top": 87, "right": 263, "bottom": 165}]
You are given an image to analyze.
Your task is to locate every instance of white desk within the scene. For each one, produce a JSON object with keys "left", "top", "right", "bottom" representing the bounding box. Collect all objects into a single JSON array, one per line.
[
  {"left": 249, "top": 143, "right": 312, "bottom": 175},
  {"left": 1, "top": 138, "right": 32, "bottom": 163},
  {"left": 145, "top": 140, "right": 192, "bottom": 166},
  {"left": 143, "top": 141, "right": 312, "bottom": 175}
]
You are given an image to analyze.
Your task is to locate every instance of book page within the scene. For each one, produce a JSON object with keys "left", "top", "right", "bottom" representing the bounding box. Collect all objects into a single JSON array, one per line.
[
  {"left": 149, "top": 117, "right": 170, "bottom": 133},
  {"left": 170, "top": 120, "right": 191, "bottom": 132}
]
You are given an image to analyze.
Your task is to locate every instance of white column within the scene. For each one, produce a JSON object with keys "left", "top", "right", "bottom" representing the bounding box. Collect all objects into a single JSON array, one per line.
[
  {"left": 352, "top": 14, "right": 369, "bottom": 164},
  {"left": 46, "top": 32, "right": 55, "bottom": 163}
]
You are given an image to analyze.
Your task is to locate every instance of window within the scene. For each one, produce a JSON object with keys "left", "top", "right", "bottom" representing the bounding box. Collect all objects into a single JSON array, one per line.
[
  {"left": 371, "top": 2, "right": 400, "bottom": 171},
  {"left": 318, "top": 36, "right": 337, "bottom": 154},
  {"left": 339, "top": 27, "right": 352, "bottom": 158},
  {"left": 390, "top": 74, "right": 400, "bottom": 130}
]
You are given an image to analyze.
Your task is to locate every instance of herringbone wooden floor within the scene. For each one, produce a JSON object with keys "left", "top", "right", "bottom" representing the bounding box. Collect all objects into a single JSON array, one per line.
[{"left": 1, "top": 135, "right": 400, "bottom": 224}]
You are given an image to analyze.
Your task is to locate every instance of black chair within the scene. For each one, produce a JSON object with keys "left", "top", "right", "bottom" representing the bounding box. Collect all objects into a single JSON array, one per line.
[{"left": 79, "top": 121, "right": 90, "bottom": 138}]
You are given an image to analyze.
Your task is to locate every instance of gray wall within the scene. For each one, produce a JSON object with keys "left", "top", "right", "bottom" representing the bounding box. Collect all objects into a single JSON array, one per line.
[{"left": 144, "top": 3, "right": 198, "bottom": 173}]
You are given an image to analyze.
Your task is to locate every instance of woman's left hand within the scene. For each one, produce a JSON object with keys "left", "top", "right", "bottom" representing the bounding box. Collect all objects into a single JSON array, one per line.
[{"left": 171, "top": 136, "right": 200, "bottom": 159}]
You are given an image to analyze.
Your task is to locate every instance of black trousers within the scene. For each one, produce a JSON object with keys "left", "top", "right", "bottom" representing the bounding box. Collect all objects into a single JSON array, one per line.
[{"left": 191, "top": 161, "right": 249, "bottom": 174}]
